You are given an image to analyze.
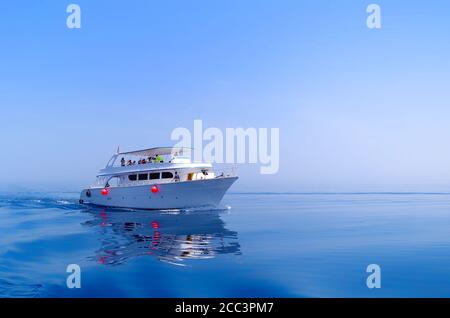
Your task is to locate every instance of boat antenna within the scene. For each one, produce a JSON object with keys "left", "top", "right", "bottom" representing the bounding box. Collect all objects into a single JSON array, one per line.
[{"left": 116, "top": 145, "right": 120, "bottom": 154}]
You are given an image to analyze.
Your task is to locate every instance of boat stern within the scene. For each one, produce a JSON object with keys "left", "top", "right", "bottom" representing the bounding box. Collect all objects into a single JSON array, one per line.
[{"left": 79, "top": 188, "right": 92, "bottom": 205}]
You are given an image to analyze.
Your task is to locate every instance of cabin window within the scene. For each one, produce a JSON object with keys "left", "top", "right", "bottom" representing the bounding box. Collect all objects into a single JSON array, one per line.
[
  {"left": 149, "top": 172, "right": 160, "bottom": 180},
  {"left": 138, "top": 173, "right": 148, "bottom": 181},
  {"left": 107, "top": 176, "right": 120, "bottom": 187},
  {"left": 128, "top": 174, "right": 137, "bottom": 181},
  {"left": 162, "top": 172, "right": 174, "bottom": 179}
]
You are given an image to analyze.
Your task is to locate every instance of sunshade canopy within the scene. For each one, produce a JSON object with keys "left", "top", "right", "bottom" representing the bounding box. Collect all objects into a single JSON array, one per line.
[{"left": 117, "top": 147, "right": 192, "bottom": 158}]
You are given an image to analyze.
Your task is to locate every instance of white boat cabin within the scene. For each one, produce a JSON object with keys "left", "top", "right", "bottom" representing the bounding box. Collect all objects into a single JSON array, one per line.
[{"left": 92, "top": 147, "right": 217, "bottom": 189}]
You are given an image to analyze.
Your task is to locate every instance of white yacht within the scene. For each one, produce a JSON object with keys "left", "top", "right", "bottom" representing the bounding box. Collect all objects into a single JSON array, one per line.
[{"left": 79, "top": 147, "right": 238, "bottom": 210}]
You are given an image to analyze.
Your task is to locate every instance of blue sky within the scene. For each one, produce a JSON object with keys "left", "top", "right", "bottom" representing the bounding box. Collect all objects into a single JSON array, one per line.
[{"left": 1, "top": 1, "right": 450, "bottom": 192}]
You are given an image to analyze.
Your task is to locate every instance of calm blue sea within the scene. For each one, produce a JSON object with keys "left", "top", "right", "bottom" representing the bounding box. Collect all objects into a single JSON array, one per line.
[{"left": 1, "top": 192, "right": 450, "bottom": 297}]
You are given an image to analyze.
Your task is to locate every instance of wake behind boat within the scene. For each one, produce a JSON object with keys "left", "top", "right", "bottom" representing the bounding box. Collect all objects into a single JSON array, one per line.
[{"left": 79, "top": 147, "right": 238, "bottom": 210}]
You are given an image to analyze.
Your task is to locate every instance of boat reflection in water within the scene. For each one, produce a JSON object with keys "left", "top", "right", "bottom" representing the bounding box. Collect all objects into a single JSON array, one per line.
[{"left": 82, "top": 207, "right": 241, "bottom": 266}]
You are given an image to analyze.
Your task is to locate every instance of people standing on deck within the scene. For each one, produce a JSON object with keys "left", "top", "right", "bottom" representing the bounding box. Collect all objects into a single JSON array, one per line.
[
  {"left": 155, "top": 154, "right": 163, "bottom": 163},
  {"left": 121, "top": 157, "right": 126, "bottom": 166}
]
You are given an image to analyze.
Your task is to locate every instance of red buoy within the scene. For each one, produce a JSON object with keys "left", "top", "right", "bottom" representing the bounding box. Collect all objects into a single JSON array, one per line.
[
  {"left": 101, "top": 188, "right": 109, "bottom": 196},
  {"left": 151, "top": 221, "right": 160, "bottom": 229},
  {"left": 151, "top": 185, "right": 159, "bottom": 193}
]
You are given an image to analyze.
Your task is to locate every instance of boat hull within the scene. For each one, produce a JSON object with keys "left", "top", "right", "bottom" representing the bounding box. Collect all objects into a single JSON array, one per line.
[{"left": 79, "top": 177, "right": 238, "bottom": 210}]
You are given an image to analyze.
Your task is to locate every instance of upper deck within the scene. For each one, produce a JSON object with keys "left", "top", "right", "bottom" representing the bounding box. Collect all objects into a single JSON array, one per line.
[{"left": 98, "top": 146, "right": 211, "bottom": 177}]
